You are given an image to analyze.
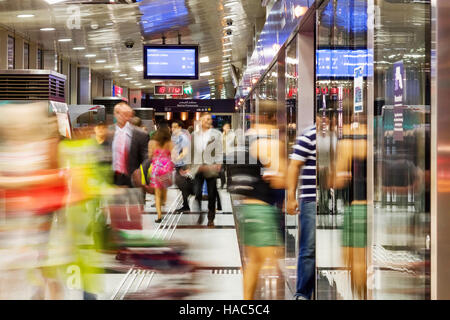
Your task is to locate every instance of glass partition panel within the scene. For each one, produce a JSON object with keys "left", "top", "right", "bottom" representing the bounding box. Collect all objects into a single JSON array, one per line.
[
  {"left": 285, "top": 36, "right": 299, "bottom": 294},
  {"left": 315, "top": 0, "right": 431, "bottom": 300},
  {"left": 316, "top": 0, "right": 369, "bottom": 300},
  {"left": 371, "top": 0, "right": 430, "bottom": 300}
]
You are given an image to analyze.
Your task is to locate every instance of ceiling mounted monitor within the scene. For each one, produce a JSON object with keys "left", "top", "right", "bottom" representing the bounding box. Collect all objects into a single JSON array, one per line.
[{"left": 143, "top": 45, "right": 199, "bottom": 80}]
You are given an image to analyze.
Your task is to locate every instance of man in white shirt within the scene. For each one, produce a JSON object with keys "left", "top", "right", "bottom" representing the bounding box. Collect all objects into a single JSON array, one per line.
[
  {"left": 186, "top": 113, "right": 223, "bottom": 227},
  {"left": 111, "top": 103, "right": 149, "bottom": 187}
]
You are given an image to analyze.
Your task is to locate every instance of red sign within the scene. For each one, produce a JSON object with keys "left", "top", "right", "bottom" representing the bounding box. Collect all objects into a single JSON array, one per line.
[
  {"left": 155, "top": 85, "right": 183, "bottom": 95},
  {"left": 113, "top": 85, "right": 123, "bottom": 97}
]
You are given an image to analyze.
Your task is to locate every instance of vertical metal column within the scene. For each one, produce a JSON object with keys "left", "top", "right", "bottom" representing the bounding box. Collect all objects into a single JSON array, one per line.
[
  {"left": 77, "top": 66, "right": 91, "bottom": 105},
  {"left": 431, "top": 0, "right": 450, "bottom": 300}
]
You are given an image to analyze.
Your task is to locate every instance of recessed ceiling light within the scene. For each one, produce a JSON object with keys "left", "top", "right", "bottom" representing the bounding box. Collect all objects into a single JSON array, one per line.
[
  {"left": 73, "top": 47, "right": 85, "bottom": 50},
  {"left": 224, "top": 15, "right": 236, "bottom": 19},
  {"left": 125, "top": 77, "right": 132, "bottom": 80},
  {"left": 104, "top": 65, "right": 114, "bottom": 69},
  {"left": 200, "top": 71, "right": 211, "bottom": 77},
  {"left": 17, "top": 14, "right": 34, "bottom": 18},
  {"left": 44, "top": 0, "right": 67, "bottom": 4},
  {"left": 112, "top": 70, "right": 121, "bottom": 73},
  {"left": 85, "top": 54, "right": 96, "bottom": 58},
  {"left": 223, "top": 48, "right": 232, "bottom": 52},
  {"left": 105, "top": 22, "right": 114, "bottom": 26},
  {"left": 40, "top": 28, "right": 55, "bottom": 31},
  {"left": 101, "top": 47, "right": 112, "bottom": 51},
  {"left": 95, "top": 59, "right": 106, "bottom": 63},
  {"left": 199, "top": 56, "right": 209, "bottom": 63},
  {"left": 223, "top": 54, "right": 232, "bottom": 58},
  {"left": 58, "top": 38, "right": 72, "bottom": 42},
  {"left": 134, "top": 65, "right": 144, "bottom": 72},
  {"left": 224, "top": 42, "right": 232, "bottom": 46},
  {"left": 119, "top": 74, "right": 127, "bottom": 77},
  {"left": 224, "top": 1, "right": 238, "bottom": 7}
]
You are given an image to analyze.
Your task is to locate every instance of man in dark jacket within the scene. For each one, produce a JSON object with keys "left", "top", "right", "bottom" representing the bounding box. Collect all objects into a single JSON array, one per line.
[{"left": 111, "top": 102, "right": 150, "bottom": 187}]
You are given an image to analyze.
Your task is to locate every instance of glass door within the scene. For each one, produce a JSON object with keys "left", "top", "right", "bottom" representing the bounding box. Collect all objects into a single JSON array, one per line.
[
  {"left": 371, "top": 0, "right": 431, "bottom": 300},
  {"left": 315, "top": 0, "right": 431, "bottom": 300}
]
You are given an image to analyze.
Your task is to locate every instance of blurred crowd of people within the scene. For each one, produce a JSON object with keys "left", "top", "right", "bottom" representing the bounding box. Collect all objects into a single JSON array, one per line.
[{"left": 0, "top": 99, "right": 374, "bottom": 301}]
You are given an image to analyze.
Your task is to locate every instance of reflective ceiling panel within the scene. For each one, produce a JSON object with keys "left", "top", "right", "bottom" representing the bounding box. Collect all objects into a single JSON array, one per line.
[{"left": 0, "top": 0, "right": 266, "bottom": 98}]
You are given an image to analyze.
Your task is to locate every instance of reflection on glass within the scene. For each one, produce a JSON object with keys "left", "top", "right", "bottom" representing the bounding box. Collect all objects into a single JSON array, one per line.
[
  {"left": 285, "top": 36, "right": 299, "bottom": 294},
  {"left": 315, "top": 0, "right": 430, "bottom": 300},
  {"left": 315, "top": 0, "right": 369, "bottom": 300},
  {"left": 372, "top": 0, "right": 430, "bottom": 300}
]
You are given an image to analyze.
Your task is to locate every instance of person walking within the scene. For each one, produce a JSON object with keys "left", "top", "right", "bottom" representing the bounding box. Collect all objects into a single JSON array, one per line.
[
  {"left": 286, "top": 116, "right": 318, "bottom": 300},
  {"left": 184, "top": 113, "right": 223, "bottom": 227},
  {"left": 171, "top": 120, "right": 192, "bottom": 214},
  {"left": 111, "top": 103, "right": 149, "bottom": 187},
  {"left": 220, "top": 122, "right": 236, "bottom": 189},
  {"left": 148, "top": 126, "right": 174, "bottom": 223},
  {"left": 227, "top": 100, "right": 287, "bottom": 300}
]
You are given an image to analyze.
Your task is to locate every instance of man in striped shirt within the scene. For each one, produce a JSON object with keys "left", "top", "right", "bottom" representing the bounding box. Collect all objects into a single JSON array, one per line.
[{"left": 287, "top": 119, "right": 317, "bottom": 300}]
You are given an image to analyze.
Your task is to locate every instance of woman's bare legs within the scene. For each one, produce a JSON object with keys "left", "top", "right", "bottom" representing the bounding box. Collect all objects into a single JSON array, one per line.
[
  {"left": 243, "top": 246, "right": 278, "bottom": 300},
  {"left": 155, "top": 188, "right": 163, "bottom": 220}
]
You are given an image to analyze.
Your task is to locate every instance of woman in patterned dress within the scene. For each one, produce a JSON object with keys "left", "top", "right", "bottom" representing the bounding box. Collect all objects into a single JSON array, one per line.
[{"left": 148, "top": 126, "right": 174, "bottom": 223}]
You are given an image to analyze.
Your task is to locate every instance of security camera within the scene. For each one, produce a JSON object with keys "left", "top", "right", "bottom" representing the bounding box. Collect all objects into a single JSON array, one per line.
[
  {"left": 226, "top": 29, "right": 232, "bottom": 36},
  {"left": 226, "top": 19, "right": 233, "bottom": 26},
  {"left": 125, "top": 40, "right": 134, "bottom": 49}
]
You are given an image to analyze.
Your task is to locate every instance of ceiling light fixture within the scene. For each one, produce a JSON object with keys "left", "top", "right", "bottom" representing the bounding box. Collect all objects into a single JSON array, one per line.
[
  {"left": 58, "top": 38, "right": 72, "bottom": 42},
  {"left": 17, "top": 14, "right": 34, "bottom": 18},
  {"left": 119, "top": 74, "right": 127, "bottom": 77},
  {"left": 40, "top": 28, "right": 55, "bottom": 31},
  {"left": 199, "top": 56, "right": 210, "bottom": 63},
  {"left": 85, "top": 54, "right": 96, "bottom": 58},
  {"left": 294, "top": 5, "right": 308, "bottom": 18},
  {"left": 44, "top": 0, "right": 67, "bottom": 4},
  {"left": 200, "top": 71, "right": 211, "bottom": 77},
  {"left": 73, "top": 47, "right": 85, "bottom": 50},
  {"left": 112, "top": 70, "right": 121, "bottom": 73},
  {"left": 134, "top": 65, "right": 144, "bottom": 72},
  {"left": 223, "top": 15, "right": 236, "bottom": 19},
  {"left": 125, "top": 77, "right": 132, "bottom": 80},
  {"left": 95, "top": 60, "right": 106, "bottom": 63},
  {"left": 101, "top": 47, "right": 112, "bottom": 51}
]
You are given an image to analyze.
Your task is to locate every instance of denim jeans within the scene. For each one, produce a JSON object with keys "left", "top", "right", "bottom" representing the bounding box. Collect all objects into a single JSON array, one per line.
[{"left": 295, "top": 200, "right": 316, "bottom": 299}]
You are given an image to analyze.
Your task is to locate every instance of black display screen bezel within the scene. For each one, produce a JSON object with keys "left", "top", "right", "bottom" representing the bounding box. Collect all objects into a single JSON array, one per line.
[{"left": 143, "top": 44, "right": 199, "bottom": 80}]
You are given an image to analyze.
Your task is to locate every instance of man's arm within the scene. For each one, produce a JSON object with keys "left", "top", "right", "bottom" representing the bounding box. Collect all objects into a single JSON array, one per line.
[{"left": 286, "top": 159, "right": 304, "bottom": 215}]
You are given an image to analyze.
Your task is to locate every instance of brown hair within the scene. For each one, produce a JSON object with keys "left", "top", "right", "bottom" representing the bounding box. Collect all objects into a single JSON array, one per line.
[
  {"left": 130, "top": 116, "right": 142, "bottom": 127},
  {"left": 152, "top": 126, "right": 171, "bottom": 147}
]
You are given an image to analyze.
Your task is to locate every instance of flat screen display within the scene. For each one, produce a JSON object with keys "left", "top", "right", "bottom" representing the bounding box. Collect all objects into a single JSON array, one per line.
[
  {"left": 316, "top": 49, "right": 372, "bottom": 78},
  {"left": 143, "top": 45, "right": 199, "bottom": 80}
]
